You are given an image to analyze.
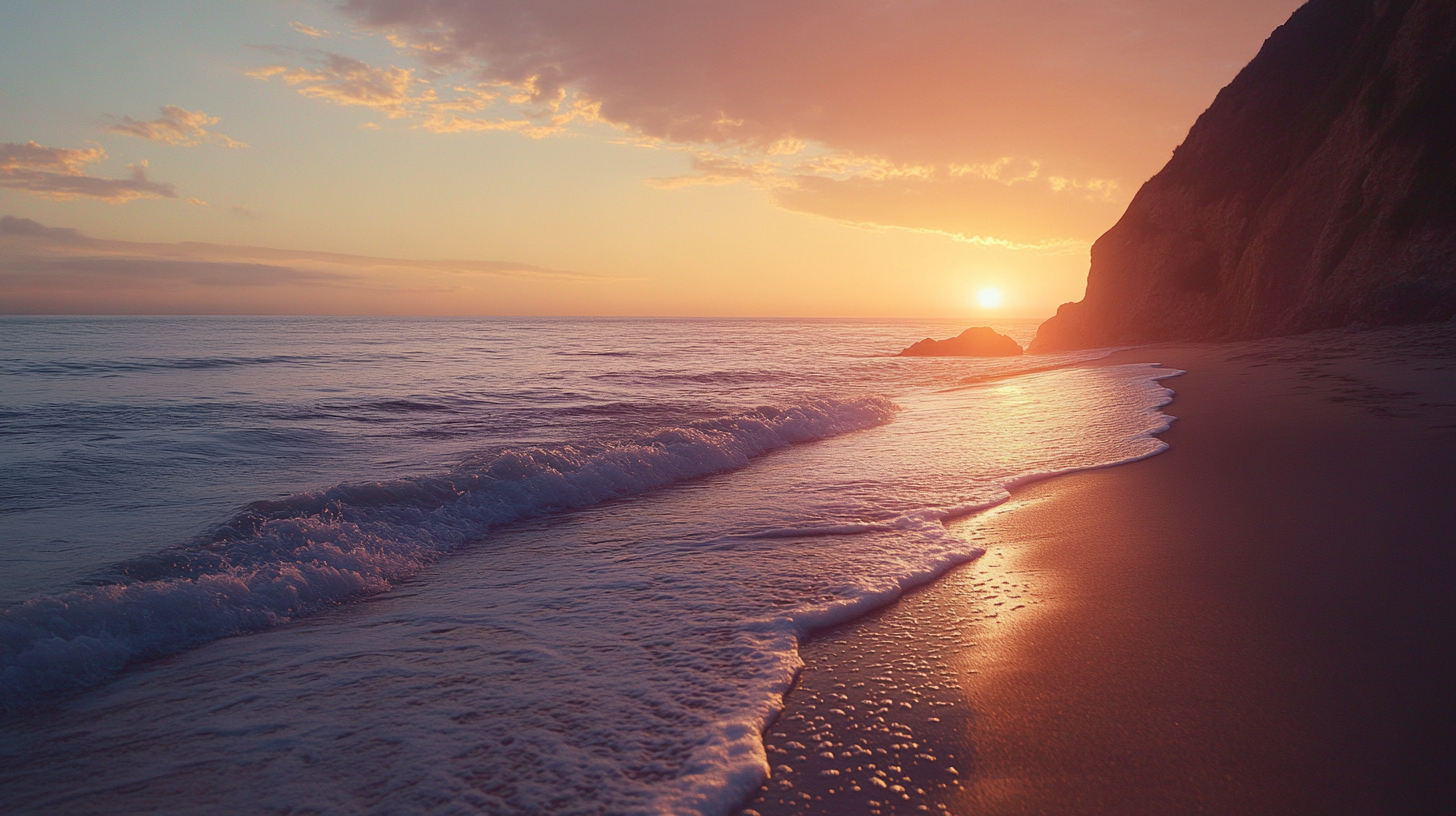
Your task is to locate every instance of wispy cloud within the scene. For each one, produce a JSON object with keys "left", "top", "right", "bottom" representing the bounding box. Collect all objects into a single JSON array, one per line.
[
  {"left": 0, "top": 215, "right": 339, "bottom": 288},
  {"left": 1, "top": 142, "right": 103, "bottom": 175},
  {"left": 0, "top": 215, "right": 628, "bottom": 314},
  {"left": 638, "top": 144, "right": 1112, "bottom": 251},
  {"left": 105, "top": 106, "right": 247, "bottom": 148},
  {"left": 247, "top": 51, "right": 599, "bottom": 138},
  {"left": 247, "top": 53, "right": 423, "bottom": 118},
  {"left": 646, "top": 151, "right": 781, "bottom": 190},
  {"left": 290, "top": 21, "right": 334, "bottom": 38},
  {"left": 772, "top": 172, "right": 1114, "bottom": 253},
  {"left": 0, "top": 142, "right": 176, "bottom": 203},
  {"left": 1, "top": 215, "right": 603, "bottom": 281},
  {"left": 642, "top": 141, "right": 938, "bottom": 191},
  {"left": 1047, "top": 175, "right": 1121, "bottom": 202},
  {"left": 0, "top": 215, "right": 84, "bottom": 242},
  {"left": 949, "top": 157, "right": 1042, "bottom": 185}
]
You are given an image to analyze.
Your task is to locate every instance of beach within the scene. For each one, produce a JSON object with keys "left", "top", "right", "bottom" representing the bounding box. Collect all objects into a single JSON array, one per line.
[{"left": 744, "top": 323, "right": 1456, "bottom": 815}]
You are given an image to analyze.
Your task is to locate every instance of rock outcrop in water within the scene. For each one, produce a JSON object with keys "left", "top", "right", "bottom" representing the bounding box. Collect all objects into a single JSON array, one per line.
[
  {"left": 1031, "top": 0, "right": 1456, "bottom": 352},
  {"left": 899, "top": 327, "right": 1023, "bottom": 357}
]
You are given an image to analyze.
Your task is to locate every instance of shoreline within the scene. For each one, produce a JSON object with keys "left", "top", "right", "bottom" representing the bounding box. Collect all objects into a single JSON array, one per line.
[{"left": 741, "top": 322, "right": 1456, "bottom": 815}]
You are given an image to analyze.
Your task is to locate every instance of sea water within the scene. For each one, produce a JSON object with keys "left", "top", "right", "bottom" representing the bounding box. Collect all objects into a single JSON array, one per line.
[{"left": 0, "top": 316, "right": 1176, "bottom": 814}]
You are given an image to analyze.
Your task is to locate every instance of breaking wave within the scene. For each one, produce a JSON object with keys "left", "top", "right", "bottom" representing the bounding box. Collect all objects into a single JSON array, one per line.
[{"left": 0, "top": 396, "right": 896, "bottom": 712}]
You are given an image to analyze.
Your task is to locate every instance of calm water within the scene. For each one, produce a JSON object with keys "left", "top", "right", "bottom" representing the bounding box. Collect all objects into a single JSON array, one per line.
[{"left": 0, "top": 316, "right": 1175, "bottom": 814}]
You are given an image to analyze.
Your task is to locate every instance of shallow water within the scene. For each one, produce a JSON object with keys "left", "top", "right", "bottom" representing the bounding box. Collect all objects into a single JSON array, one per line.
[{"left": 0, "top": 316, "right": 1175, "bottom": 814}]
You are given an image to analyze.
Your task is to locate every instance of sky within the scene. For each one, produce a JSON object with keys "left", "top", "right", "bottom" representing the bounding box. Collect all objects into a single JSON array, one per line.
[{"left": 0, "top": 0, "right": 1304, "bottom": 318}]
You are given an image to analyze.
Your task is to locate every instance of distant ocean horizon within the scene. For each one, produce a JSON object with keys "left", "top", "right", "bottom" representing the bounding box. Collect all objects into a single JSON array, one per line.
[{"left": 0, "top": 315, "right": 1177, "bottom": 814}]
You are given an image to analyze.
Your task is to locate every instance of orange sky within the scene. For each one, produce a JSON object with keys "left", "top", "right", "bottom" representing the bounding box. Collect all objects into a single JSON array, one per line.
[{"left": 0, "top": 0, "right": 1305, "bottom": 317}]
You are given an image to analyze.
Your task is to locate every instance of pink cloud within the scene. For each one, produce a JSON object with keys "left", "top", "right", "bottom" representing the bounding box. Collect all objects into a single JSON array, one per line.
[
  {"left": 247, "top": 53, "right": 423, "bottom": 117},
  {"left": 333, "top": 0, "right": 1303, "bottom": 244},
  {"left": 0, "top": 142, "right": 176, "bottom": 203},
  {"left": 247, "top": 50, "right": 596, "bottom": 137},
  {"left": 0, "top": 216, "right": 624, "bottom": 315},
  {"left": 341, "top": 0, "right": 1303, "bottom": 174},
  {"left": 105, "top": 106, "right": 247, "bottom": 148}
]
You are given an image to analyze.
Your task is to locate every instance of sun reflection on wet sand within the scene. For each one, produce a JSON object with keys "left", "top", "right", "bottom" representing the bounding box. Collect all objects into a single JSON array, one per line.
[{"left": 741, "top": 500, "right": 1057, "bottom": 816}]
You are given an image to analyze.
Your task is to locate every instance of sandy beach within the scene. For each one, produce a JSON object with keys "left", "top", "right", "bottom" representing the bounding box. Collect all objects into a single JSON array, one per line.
[{"left": 743, "top": 322, "right": 1456, "bottom": 816}]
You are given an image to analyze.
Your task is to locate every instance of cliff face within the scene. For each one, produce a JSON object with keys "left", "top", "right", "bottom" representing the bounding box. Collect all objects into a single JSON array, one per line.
[{"left": 1031, "top": 0, "right": 1456, "bottom": 352}]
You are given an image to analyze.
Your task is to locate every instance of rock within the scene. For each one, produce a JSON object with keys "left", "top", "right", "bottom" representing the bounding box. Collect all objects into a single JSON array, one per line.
[
  {"left": 899, "top": 327, "right": 1023, "bottom": 357},
  {"left": 1031, "top": 0, "right": 1456, "bottom": 352}
]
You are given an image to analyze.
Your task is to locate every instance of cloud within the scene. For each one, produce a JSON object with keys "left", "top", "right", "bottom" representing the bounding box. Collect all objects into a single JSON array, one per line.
[
  {"left": 340, "top": 0, "right": 1299, "bottom": 167},
  {"left": 1, "top": 142, "right": 176, "bottom": 202},
  {"left": 646, "top": 151, "right": 781, "bottom": 189},
  {"left": 229, "top": 204, "right": 263, "bottom": 220},
  {"left": 0, "top": 142, "right": 104, "bottom": 174},
  {"left": 290, "top": 21, "right": 333, "bottom": 38},
  {"left": 1046, "top": 175, "right": 1121, "bottom": 202},
  {"left": 247, "top": 53, "right": 424, "bottom": 118},
  {"left": 950, "top": 157, "right": 1042, "bottom": 185},
  {"left": 105, "top": 106, "right": 247, "bottom": 148},
  {"left": 1, "top": 215, "right": 85, "bottom": 242},
  {"left": 0, "top": 216, "right": 626, "bottom": 314},
  {"left": 6, "top": 221, "right": 326, "bottom": 291},
  {"left": 772, "top": 173, "right": 1116, "bottom": 252},
  {"left": 3, "top": 255, "right": 352, "bottom": 288},
  {"left": 247, "top": 50, "right": 600, "bottom": 138},
  {"left": 333, "top": 0, "right": 1304, "bottom": 242},
  {"left": 414, "top": 80, "right": 602, "bottom": 136}
]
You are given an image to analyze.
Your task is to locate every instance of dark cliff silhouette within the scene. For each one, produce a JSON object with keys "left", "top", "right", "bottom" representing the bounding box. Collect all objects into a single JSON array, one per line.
[{"left": 1032, "top": 0, "right": 1456, "bottom": 352}]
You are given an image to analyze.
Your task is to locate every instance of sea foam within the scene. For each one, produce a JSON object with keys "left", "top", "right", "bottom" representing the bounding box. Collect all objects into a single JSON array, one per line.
[
  {"left": 0, "top": 396, "right": 896, "bottom": 711},
  {"left": 0, "top": 314, "right": 1179, "bottom": 816}
]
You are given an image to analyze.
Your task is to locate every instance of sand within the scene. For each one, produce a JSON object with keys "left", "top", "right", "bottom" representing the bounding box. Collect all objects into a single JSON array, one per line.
[{"left": 741, "top": 322, "right": 1456, "bottom": 816}]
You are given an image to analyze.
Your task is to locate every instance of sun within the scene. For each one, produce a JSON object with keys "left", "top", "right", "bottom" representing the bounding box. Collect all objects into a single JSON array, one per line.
[{"left": 976, "top": 287, "right": 1003, "bottom": 309}]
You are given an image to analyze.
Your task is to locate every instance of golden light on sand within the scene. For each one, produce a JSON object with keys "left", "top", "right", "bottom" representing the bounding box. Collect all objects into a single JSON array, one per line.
[{"left": 977, "top": 287, "right": 1004, "bottom": 308}]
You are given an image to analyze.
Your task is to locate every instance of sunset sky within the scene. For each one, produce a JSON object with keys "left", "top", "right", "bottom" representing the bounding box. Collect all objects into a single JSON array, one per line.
[{"left": 0, "top": 0, "right": 1303, "bottom": 318}]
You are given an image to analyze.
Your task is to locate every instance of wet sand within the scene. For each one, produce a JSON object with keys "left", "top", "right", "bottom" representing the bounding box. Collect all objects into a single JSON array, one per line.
[{"left": 742, "top": 323, "right": 1456, "bottom": 816}]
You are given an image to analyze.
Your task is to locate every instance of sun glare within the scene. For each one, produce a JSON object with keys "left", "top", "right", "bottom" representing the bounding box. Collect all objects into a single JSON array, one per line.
[{"left": 977, "top": 287, "right": 1003, "bottom": 309}]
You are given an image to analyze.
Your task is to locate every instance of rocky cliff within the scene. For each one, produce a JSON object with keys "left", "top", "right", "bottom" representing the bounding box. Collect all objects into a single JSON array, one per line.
[
  {"left": 899, "top": 327, "right": 1023, "bottom": 357},
  {"left": 1031, "top": 0, "right": 1456, "bottom": 352}
]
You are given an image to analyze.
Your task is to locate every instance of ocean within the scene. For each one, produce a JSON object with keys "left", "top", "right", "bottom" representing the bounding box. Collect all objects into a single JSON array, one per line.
[{"left": 0, "top": 316, "right": 1177, "bottom": 815}]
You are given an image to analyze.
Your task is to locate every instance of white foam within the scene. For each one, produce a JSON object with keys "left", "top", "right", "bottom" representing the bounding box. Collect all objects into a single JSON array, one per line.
[
  {"left": 0, "top": 364, "right": 1182, "bottom": 816},
  {"left": 0, "top": 397, "right": 895, "bottom": 710}
]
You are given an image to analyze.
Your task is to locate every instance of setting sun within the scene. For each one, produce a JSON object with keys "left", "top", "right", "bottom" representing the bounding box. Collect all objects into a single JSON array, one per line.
[{"left": 977, "top": 287, "right": 1004, "bottom": 308}]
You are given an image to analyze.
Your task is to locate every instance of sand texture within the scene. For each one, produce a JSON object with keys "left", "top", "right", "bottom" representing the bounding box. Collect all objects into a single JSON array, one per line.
[{"left": 743, "top": 322, "right": 1456, "bottom": 816}]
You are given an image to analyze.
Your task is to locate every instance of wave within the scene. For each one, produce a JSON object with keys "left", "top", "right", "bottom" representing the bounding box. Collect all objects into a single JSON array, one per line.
[
  {"left": 5, "top": 353, "right": 421, "bottom": 377},
  {"left": 0, "top": 396, "right": 897, "bottom": 713},
  {"left": 8, "top": 355, "right": 314, "bottom": 376},
  {"left": 357, "top": 399, "right": 457, "bottom": 413}
]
